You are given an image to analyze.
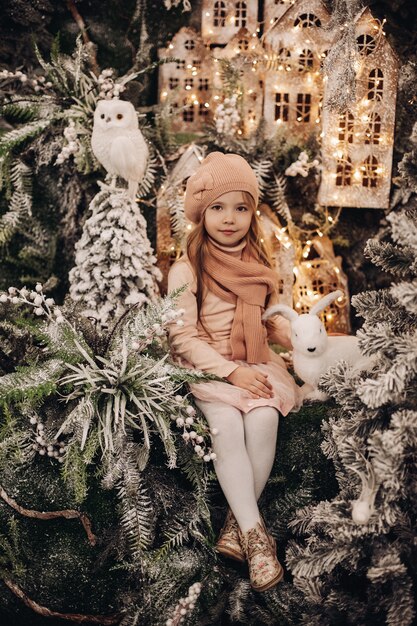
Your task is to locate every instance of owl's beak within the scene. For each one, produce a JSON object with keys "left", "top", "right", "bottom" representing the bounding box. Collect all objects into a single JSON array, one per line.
[{"left": 105, "top": 117, "right": 111, "bottom": 122}]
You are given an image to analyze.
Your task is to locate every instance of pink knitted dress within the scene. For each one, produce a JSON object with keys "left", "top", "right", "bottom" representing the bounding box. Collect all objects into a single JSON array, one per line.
[{"left": 168, "top": 240, "right": 299, "bottom": 416}]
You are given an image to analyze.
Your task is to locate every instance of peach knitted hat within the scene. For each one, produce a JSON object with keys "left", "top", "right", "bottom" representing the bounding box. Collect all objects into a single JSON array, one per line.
[{"left": 184, "top": 152, "right": 259, "bottom": 224}]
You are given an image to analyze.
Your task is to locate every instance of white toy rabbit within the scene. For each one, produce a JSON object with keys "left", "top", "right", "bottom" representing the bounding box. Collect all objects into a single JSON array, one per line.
[{"left": 262, "top": 290, "right": 372, "bottom": 401}]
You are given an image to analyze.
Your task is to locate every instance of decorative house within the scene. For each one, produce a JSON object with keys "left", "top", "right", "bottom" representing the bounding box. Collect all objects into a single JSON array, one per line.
[
  {"left": 201, "top": 0, "right": 259, "bottom": 47},
  {"left": 158, "top": 27, "right": 214, "bottom": 133},
  {"left": 318, "top": 8, "right": 398, "bottom": 208},
  {"left": 262, "top": 0, "right": 333, "bottom": 138},
  {"left": 293, "top": 236, "right": 351, "bottom": 333},
  {"left": 156, "top": 144, "right": 206, "bottom": 292},
  {"left": 213, "top": 27, "right": 265, "bottom": 135}
]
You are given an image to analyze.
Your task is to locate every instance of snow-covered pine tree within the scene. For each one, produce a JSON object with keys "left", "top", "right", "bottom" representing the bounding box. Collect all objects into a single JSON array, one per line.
[
  {"left": 286, "top": 208, "right": 417, "bottom": 623},
  {"left": 69, "top": 188, "right": 162, "bottom": 327}
]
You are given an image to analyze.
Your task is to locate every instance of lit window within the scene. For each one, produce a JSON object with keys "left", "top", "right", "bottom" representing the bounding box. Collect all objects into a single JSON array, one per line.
[
  {"left": 357, "top": 34, "right": 376, "bottom": 56},
  {"left": 183, "top": 99, "right": 194, "bottom": 122},
  {"left": 198, "top": 78, "right": 209, "bottom": 91},
  {"left": 296, "top": 93, "right": 311, "bottom": 122},
  {"left": 362, "top": 156, "right": 380, "bottom": 187},
  {"left": 199, "top": 102, "right": 209, "bottom": 117},
  {"left": 235, "top": 1, "right": 247, "bottom": 28},
  {"left": 169, "top": 77, "right": 179, "bottom": 89},
  {"left": 275, "top": 92, "right": 289, "bottom": 122},
  {"left": 294, "top": 13, "right": 321, "bottom": 28},
  {"left": 336, "top": 157, "right": 352, "bottom": 186},
  {"left": 214, "top": 1, "right": 226, "bottom": 27},
  {"left": 368, "top": 69, "right": 383, "bottom": 100},
  {"left": 322, "top": 303, "right": 338, "bottom": 325},
  {"left": 312, "top": 278, "right": 325, "bottom": 294},
  {"left": 184, "top": 39, "right": 195, "bottom": 50},
  {"left": 338, "top": 111, "right": 354, "bottom": 143},
  {"left": 365, "top": 112, "right": 382, "bottom": 144},
  {"left": 299, "top": 49, "right": 314, "bottom": 71}
]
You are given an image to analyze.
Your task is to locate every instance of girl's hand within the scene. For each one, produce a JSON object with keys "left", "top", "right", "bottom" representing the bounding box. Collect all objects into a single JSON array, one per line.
[{"left": 226, "top": 366, "right": 274, "bottom": 399}]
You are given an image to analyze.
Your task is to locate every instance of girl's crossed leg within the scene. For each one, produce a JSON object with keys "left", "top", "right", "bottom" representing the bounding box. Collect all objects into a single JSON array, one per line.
[{"left": 195, "top": 400, "right": 279, "bottom": 533}]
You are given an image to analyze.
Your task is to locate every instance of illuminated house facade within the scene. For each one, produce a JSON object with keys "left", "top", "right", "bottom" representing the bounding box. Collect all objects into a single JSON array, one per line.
[
  {"left": 158, "top": 0, "right": 397, "bottom": 208},
  {"left": 318, "top": 7, "right": 398, "bottom": 208},
  {"left": 158, "top": 27, "right": 214, "bottom": 132},
  {"left": 262, "top": 0, "right": 333, "bottom": 138}
]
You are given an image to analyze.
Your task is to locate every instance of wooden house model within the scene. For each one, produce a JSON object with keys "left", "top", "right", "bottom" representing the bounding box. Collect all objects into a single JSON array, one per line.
[
  {"left": 262, "top": 0, "right": 333, "bottom": 138},
  {"left": 158, "top": 27, "right": 214, "bottom": 132},
  {"left": 318, "top": 8, "right": 398, "bottom": 208}
]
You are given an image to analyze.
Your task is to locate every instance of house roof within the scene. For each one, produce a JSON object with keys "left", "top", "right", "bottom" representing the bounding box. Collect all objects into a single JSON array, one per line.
[{"left": 264, "top": 0, "right": 331, "bottom": 36}]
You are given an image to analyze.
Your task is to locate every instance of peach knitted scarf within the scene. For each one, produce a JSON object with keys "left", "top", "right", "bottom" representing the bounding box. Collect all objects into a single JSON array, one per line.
[{"left": 204, "top": 239, "right": 278, "bottom": 364}]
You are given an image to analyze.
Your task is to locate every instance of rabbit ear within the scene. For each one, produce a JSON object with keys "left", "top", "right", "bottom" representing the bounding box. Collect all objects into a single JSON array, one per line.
[
  {"left": 309, "top": 290, "right": 344, "bottom": 316},
  {"left": 262, "top": 304, "right": 298, "bottom": 322}
]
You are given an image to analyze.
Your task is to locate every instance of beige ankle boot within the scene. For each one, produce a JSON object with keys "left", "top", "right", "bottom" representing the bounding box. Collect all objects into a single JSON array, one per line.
[
  {"left": 215, "top": 509, "right": 245, "bottom": 562},
  {"left": 239, "top": 521, "right": 284, "bottom": 591}
]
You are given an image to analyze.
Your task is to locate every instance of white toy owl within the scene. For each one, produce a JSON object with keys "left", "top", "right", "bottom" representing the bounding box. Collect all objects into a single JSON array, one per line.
[{"left": 91, "top": 100, "right": 149, "bottom": 199}]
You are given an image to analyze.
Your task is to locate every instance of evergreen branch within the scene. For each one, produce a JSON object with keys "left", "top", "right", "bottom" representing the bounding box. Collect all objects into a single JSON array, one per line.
[
  {"left": 0, "top": 359, "right": 64, "bottom": 406},
  {"left": 0, "top": 103, "right": 40, "bottom": 123},
  {"left": 0, "top": 120, "right": 51, "bottom": 158},
  {"left": 364, "top": 240, "right": 417, "bottom": 278},
  {"left": 156, "top": 507, "right": 205, "bottom": 560},
  {"left": 250, "top": 158, "right": 273, "bottom": 199},
  {"left": 269, "top": 173, "right": 293, "bottom": 224},
  {"left": 287, "top": 540, "right": 353, "bottom": 579},
  {"left": 357, "top": 333, "right": 417, "bottom": 408},
  {"left": 390, "top": 279, "right": 417, "bottom": 315}
]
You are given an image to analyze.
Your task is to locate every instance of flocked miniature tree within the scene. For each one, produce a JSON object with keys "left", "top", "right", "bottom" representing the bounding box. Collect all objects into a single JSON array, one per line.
[
  {"left": 69, "top": 188, "right": 162, "bottom": 327},
  {"left": 286, "top": 128, "right": 417, "bottom": 625}
]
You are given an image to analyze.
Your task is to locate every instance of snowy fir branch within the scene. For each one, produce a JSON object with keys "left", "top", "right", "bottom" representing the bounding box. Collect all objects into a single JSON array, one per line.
[
  {"left": 286, "top": 194, "right": 417, "bottom": 624},
  {"left": 0, "top": 281, "right": 218, "bottom": 581}
]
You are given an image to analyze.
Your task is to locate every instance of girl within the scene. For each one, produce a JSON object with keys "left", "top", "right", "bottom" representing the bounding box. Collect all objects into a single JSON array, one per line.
[{"left": 168, "top": 152, "right": 299, "bottom": 592}]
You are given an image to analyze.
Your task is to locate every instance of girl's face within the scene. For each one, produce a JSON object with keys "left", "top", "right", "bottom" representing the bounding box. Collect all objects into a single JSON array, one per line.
[{"left": 204, "top": 190, "right": 253, "bottom": 247}]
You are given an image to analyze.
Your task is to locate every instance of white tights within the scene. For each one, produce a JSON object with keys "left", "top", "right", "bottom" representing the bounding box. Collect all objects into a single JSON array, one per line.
[{"left": 195, "top": 400, "right": 279, "bottom": 533}]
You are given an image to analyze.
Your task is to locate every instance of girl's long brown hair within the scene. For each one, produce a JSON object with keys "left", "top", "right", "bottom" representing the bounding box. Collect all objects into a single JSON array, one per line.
[{"left": 186, "top": 192, "right": 275, "bottom": 329}]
